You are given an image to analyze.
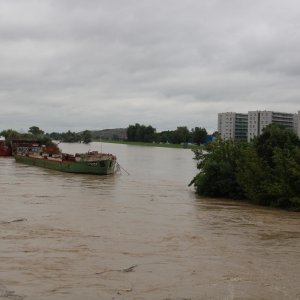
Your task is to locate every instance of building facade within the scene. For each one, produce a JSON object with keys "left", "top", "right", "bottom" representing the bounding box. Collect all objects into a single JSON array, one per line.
[
  {"left": 218, "top": 110, "right": 299, "bottom": 141},
  {"left": 248, "top": 111, "right": 298, "bottom": 141},
  {"left": 218, "top": 112, "right": 248, "bottom": 141}
]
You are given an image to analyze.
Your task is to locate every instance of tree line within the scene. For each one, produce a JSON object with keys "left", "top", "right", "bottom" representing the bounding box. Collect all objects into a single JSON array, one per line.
[
  {"left": 0, "top": 126, "right": 54, "bottom": 146},
  {"left": 1, "top": 124, "right": 209, "bottom": 145},
  {"left": 190, "top": 124, "right": 300, "bottom": 210},
  {"left": 0, "top": 126, "right": 92, "bottom": 145},
  {"left": 127, "top": 123, "right": 208, "bottom": 145},
  {"left": 48, "top": 130, "right": 92, "bottom": 144}
]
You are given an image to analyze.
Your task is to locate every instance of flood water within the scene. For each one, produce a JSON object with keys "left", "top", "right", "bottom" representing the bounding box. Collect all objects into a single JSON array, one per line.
[{"left": 0, "top": 142, "right": 299, "bottom": 300}]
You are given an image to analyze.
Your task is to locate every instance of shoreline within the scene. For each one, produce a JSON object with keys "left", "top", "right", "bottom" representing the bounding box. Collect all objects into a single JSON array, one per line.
[{"left": 93, "top": 139, "right": 202, "bottom": 150}]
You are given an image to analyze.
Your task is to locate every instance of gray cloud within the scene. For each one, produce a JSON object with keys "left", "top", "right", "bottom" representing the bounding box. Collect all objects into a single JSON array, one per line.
[{"left": 0, "top": 0, "right": 299, "bottom": 133}]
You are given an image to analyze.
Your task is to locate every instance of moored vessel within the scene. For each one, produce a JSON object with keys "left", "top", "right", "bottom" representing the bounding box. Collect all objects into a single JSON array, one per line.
[{"left": 15, "top": 150, "right": 117, "bottom": 175}]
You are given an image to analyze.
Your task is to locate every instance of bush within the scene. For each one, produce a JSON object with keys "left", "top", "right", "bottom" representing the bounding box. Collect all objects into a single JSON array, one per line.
[{"left": 190, "top": 124, "right": 300, "bottom": 210}]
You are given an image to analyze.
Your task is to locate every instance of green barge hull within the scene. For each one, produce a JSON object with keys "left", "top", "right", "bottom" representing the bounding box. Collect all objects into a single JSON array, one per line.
[{"left": 15, "top": 154, "right": 116, "bottom": 175}]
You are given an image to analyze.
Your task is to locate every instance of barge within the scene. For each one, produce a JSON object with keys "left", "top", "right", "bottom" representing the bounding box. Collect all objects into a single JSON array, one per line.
[{"left": 15, "top": 151, "right": 117, "bottom": 175}]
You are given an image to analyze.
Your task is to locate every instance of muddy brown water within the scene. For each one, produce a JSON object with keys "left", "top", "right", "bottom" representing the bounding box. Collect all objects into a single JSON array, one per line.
[{"left": 0, "top": 142, "right": 299, "bottom": 300}]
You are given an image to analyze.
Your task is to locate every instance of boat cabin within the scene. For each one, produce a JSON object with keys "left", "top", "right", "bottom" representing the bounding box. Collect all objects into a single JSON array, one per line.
[{"left": 11, "top": 140, "right": 42, "bottom": 155}]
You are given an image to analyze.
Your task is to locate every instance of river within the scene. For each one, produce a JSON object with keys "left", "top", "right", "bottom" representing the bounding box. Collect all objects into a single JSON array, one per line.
[{"left": 0, "top": 142, "right": 299, "bottom": 300}]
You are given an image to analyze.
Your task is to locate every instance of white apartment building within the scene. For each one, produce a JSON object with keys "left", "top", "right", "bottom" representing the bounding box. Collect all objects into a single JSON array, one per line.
[
  {"left": 218, "top": 110, "right": 300, "bottom": 141},
  {"left": 248, "top": 111, "right": 298, "bottom": 141},
  {"left": 218, "top": 112, "right": 248, "bottom": 141}
]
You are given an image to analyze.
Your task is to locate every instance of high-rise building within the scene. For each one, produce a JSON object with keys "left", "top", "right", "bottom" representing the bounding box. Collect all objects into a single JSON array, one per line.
[
  {"left": 248, "top": 111, "right": 298, "bottom": 141},
  {"left": 218, "top": 112, "right": 248, "bottom": 141},
  {"left": 218, "top": 110, "right": 299, "bottom": 141}
]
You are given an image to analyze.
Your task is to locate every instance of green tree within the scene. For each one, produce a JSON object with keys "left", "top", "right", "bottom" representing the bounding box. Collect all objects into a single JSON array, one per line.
[
  {"left": 28, "top": 126, "right": 44, "bottom": 136},
  {"left": 0, "top": 129, "right": 21, "bottom": 141},
  {"left": 212, "top": 131, "right": 220, "bottom": 139},
  {"left": 143, "top": 125, "right": 156, "bottom": 142},
  {"left": 190, "top": 140, "right": 245, "bottom": 199},
  {"left": 127, "top": 124, "right": 139, "bottom": 141},
  {"left": 156, "top": 131, "right": 172, "bottom": 143},
  {"left": 191, "top": 127, "right": 207, "bottom": 145},
  {"left": 61, "top": 130, "right": 81, "bottom": 143},
  {"left": 81, "top": 130, "right": 92, "bottom": 144},
  {"left": 253, "top": 123, "right": 300, "bottom": 166},
  {"left": 190, "top": 123, "right": 300, "bottom": 210},
  {"left": 235, "top": 143, "right": 270, "bottom": 205},
  {"left": 48, "top": 132, "right": 62, "bottom": 140},
  {"left": 171, "top": 126, "right": 189, "bottom": 144},
  {"left": 127, "top": 123, "right": 156, "bottom": 142}
]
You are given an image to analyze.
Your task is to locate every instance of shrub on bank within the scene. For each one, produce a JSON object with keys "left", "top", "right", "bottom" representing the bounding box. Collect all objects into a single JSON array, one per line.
[{"left": 190, "top": 124, "right": 300, "bottom": 210}]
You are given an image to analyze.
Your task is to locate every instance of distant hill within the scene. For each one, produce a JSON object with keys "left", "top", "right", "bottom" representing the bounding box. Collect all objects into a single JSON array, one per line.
[{"left": 91, "top": 128, "right": 127, "bottom": 140}]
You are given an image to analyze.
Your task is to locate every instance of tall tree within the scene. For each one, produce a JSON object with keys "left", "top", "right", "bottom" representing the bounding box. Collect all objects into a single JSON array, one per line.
[
  {"left": 191, "top": 127, "right": 207, "bottom": 145},
  {"left": 253, "top": 123, "right": 300, "bottom": 166},
  {"left": 0, "top": 129, "right": 21, "bottom": 141},
  {"left": 127, "top": 123, "right": 156, "bottom": 142},
  {"left": 172, "top": 126, "right": 189, "bottom": 144},
  {"left": 190, "top": 140, "right": 246, "bottom": 199},
  {"left": 127, "top": 124, "right": 138, "bottom": 141},
  {"left": 81, "top": 130, "right": 92, "bottom": 144},
  {"left": 28, "top": 126, "right": 44, "bottom": 136}
]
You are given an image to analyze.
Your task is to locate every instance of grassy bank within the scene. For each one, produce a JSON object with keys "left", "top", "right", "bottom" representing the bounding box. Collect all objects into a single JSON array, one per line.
[{"left": 94, "top": 139, "right": 202, "bottom": 150}]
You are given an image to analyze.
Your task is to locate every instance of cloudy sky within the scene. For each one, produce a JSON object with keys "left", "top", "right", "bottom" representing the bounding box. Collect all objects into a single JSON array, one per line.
[{"left": 0, "top": 0, "right": 299, "bottom": 133}]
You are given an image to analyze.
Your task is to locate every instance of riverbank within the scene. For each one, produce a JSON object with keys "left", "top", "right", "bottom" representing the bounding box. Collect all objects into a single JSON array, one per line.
[{"left": 93, "top": 139, "right": 202, "bottom": 149}]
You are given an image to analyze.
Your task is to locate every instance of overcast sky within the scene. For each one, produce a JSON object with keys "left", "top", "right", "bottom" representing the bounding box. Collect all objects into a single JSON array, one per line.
[{"left": 0, "top": 0, "right": 299, "bottom": 133}]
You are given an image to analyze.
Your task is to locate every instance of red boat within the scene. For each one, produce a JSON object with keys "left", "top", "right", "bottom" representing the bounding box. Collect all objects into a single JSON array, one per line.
[{"left": 0, "top": 138, "right": 12, "bottom": 156}]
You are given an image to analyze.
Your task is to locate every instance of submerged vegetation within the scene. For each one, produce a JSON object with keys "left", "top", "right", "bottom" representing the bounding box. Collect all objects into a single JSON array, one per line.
[{"left": 190, "top": 124, "right": 300, "bottom": 210}]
